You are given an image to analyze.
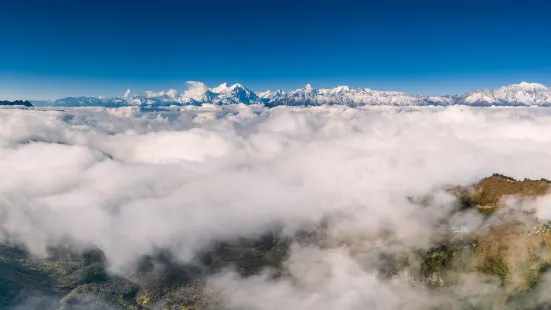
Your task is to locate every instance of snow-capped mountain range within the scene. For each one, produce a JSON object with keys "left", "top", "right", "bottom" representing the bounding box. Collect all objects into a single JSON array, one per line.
[{"left": 34, "top": 81, "right": 551, "bottom": 107}]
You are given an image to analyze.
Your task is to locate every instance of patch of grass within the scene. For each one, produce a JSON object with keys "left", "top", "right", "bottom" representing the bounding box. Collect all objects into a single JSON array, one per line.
[
  {"left": 477, "top": 205, "right": 498, "bottom": 215},
  {"left": 420, "top": 245, "right": 454, "bottom": 276},
  {"left": 448, "top": 174, "right": 550, "bottom": 216},
  {"left": 473, "top": 175, "right": 550, "bottom": 206},
  {"left": 524, "top": 262, "right": 551, "bottom": 289},
  {"left": 477, "top": 255, "right": 509, "bottom": 285}
]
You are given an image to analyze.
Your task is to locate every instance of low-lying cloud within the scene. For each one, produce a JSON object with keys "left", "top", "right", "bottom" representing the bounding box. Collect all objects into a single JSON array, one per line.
[{"left": 2, "top": 105, "right": 551, "bottom": 308}]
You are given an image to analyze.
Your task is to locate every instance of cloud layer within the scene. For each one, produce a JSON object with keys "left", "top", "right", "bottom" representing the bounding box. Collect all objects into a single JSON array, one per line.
[{"left": 2, "top": 106, "right": 551, "bottom": 308}]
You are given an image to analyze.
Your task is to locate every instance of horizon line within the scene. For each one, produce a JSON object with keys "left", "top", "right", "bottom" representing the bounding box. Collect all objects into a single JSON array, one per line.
[{"left": 14, "top": 80, "right": 548, "bottom": 102}]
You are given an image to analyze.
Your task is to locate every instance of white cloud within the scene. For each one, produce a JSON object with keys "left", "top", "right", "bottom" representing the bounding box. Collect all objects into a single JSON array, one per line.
[
  {"left": 1, "top": 106, "right": 551, "bottom": 308},
  {"left": 145, "top": 90, "right": 164, "bottom": 98},
  {"left": 166, "top": 88, "right": 179, "bottom": 98},
  {"left": 181, "top": 81, "right": 208, "bottom": 101},
  {"left": 139, "top": 81, "right": 206, "bottom": 102}
]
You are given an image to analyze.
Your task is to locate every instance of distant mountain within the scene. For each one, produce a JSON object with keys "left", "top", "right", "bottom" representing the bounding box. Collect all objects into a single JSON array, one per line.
[
  {"left": 455, "top": 82, "right": 551, "bottom": 106},
  {"left": 0, "top": 100, "right": 33, "bottom": 107},
  {"left": 203, "top": 82, "right": 258, "bottom": 104},
  {"left": 53, "top": 96, "right": 129, "bottom": 107},
  {"left": 43, "top": 82, "right": 551, "bottom": 108}
]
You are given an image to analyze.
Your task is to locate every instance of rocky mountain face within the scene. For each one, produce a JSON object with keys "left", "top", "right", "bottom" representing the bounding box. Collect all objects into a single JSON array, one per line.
[
  {"left": 39, "top": 82, "right": 551, "bottom": 108},
  {"left": 2, "top": 174, "right": 551, "bottom": 309}
]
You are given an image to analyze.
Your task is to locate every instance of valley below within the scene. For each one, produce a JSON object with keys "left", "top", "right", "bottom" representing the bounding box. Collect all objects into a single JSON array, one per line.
[{"left": 2, "top": 174, "right": 551, "bottom": 309}]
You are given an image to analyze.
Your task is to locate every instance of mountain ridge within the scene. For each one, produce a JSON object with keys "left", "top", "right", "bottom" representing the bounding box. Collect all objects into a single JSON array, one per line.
[
  {"left": 31, "top": 82, "right": 551, "bottom": 108},
  {"left": 0, "top": 100, "right": 33, "bottom": 107}
]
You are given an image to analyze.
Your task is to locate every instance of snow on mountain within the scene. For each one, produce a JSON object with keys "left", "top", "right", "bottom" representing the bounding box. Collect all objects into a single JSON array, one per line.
[
  {"left": 458, "top": 82, "right": 551, "bottom": 106},
  {"left": 210, "top": 82, "right": 230, "bottom": 93},
  {"left": 271, "top": 85, "right": 440, "bottom": 107},
  {"left": 257, "top": 89, "right": 286, "bottom": 103},
  {"left": 48, "top": 82, "right": 551, "bottom": 108},
  {"left": 206, "top": 83, "right": 258, "bottom": 104}
]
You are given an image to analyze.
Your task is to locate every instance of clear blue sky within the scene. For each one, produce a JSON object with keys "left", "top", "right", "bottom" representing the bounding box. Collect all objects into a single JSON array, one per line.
[{"left": 1, "top": 0, "right": 551, "bottom": 100}]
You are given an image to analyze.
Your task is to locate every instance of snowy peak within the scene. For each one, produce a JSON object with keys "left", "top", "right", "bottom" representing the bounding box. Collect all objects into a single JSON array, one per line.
[
  {"left": 210, "top": 83, "right": 249, "bottom": 93},
  {"left": 258, "top": 89, "right": 285, "bottom": 98},
  {"left": 319, "top": 86, "right": 351, "bottom": 95},
  {"left": 210, "top": 83, "right": 229, "bottom": 93},
  {"left": 51, "top": 81, "right": 551, "bottom": 107},
  {"left": 515, "top": 81, "right": 546, "bottom": 89},
  {"left": 496, "top": 82, "right": 547, "bottom": 94},
  {"left": 460, "top": 82, "right": 551, "bottom": 106},
  {"left": 332, "top": 85, "right": 350, "bottom": 94},
  {"left": 202, "top": 83, "right": 257, "bottom": 105},
  {"left": 229, "top": 83, "right": 245, "bottom": 90},
  {"left": 302, "top": 84, "right": 315, "bottom": 94},
  {"left": 290, "top": 84, "right": 317, "bottom": 96}
]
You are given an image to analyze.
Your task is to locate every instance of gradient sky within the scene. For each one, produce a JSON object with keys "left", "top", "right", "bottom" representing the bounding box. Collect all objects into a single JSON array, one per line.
[{"left": 1, "top": 0, "right": 551, "bottom": 100}]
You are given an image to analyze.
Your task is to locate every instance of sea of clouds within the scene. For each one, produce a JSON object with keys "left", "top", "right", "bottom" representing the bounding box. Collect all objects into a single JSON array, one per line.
[{"left": 3, "top": 105, "right": 551, "bottom": 309}]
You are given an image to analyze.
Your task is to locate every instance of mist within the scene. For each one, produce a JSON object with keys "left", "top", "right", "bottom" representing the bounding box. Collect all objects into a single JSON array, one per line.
[{"left": 2, "top": 105, "right": 551, "bottom": 309}]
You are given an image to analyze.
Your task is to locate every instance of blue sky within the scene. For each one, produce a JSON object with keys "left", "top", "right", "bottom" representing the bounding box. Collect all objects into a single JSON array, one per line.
[{"left": 1, "top": 0, "right": 551, "bottom": 100}]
